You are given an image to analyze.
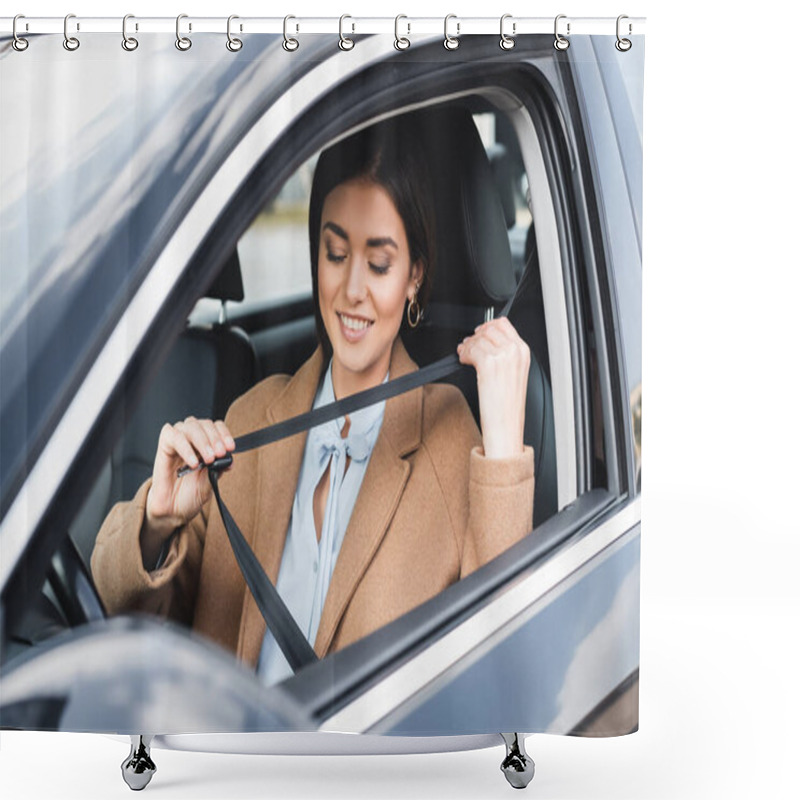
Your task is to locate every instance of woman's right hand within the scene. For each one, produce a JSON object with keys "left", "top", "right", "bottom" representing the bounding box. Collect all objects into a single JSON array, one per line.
[{"left": 144, "top": 417, "right": 236, "bottom": 540}]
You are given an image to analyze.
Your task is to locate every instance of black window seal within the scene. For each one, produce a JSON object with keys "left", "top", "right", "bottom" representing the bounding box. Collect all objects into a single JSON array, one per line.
[{"left": 555, "top": 55, "right": 636, "bottom": 499}]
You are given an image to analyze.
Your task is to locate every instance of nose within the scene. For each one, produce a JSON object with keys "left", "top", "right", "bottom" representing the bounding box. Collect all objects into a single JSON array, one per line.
[{"left": 344, "top": 256, "right": 368, "bottom": 304}]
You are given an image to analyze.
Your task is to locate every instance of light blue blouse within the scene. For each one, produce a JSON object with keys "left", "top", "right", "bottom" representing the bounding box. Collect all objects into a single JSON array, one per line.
[{"left": 257, "top": 359, "right": 387, "bottom": 686}]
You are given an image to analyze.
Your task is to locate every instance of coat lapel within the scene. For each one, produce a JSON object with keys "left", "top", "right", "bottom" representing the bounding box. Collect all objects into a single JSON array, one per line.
[
  {"left": 313, "top": 337, "right": 422, "bottom": 657},
  {"left": 237, "top": 345, "right": 324, "bottom": 667}
]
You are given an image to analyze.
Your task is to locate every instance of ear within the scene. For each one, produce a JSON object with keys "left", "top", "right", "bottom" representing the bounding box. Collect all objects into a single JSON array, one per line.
[{"left": 409, "top": 259, "right": 423, "bottom": 296}]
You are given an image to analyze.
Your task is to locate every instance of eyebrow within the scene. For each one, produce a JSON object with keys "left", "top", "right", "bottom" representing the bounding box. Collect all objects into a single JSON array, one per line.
[
  {"left": 323, "top": 221, "right": 398, "bottom": 250},
  {"left": 367, "top": 236, "right": 399, "bottom": 249},
  {"left": 322, "top": 221, "right": 350, "bottom": 242}
]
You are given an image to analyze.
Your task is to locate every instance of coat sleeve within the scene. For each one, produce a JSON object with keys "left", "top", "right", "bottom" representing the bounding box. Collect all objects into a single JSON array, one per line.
[
  {"left": 90, "top": 474, "right": 211, "bottom": 625},
  {"left": 90, "top": 375, "right": 286, "bottom": 626},
  {"left": 460, "top": 443, "right": 535, "bottom": 577},
  {"left": 421, "top": 383, "right": 535, "bottom": 579}
]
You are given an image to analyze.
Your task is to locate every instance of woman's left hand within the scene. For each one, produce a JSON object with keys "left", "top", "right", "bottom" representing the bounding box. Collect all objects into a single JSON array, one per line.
[{"left": 457, "top": 317, "right": 530, "bottom": 459}]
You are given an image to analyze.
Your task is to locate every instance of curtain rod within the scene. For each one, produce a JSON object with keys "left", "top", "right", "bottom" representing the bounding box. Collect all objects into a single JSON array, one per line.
[{"left": 1, "top": 16, "right": 646, "bottom": 37}]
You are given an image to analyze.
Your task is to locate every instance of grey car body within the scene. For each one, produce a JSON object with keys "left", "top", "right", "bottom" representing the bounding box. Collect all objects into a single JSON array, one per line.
[{"left": 0, "top": 31, "right": 643, "bottom": 745}]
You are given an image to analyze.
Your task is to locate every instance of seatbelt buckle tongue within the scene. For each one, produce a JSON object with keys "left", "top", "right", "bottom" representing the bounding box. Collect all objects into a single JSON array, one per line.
[
  {"left": 208, "top": 453, "right": 233, "bottom": 472},
  {"left": 177, "top": 453, "right": 233, "bottom": 478}
]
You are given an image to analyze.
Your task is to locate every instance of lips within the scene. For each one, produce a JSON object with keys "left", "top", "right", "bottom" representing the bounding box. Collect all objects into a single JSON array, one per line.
[{"left": 337, "top": 312, "right": 374, "bottom": 342}]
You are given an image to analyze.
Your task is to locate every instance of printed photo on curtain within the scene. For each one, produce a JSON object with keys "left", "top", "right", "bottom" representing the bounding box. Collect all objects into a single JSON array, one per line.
[{"left": 0, "top": 17, "right": 644, "bottom": 791}]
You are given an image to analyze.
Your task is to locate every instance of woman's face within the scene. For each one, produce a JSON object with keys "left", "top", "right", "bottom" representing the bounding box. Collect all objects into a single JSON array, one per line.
[{"left": 318, "top": 178, "right": 422, "bottom": 396}]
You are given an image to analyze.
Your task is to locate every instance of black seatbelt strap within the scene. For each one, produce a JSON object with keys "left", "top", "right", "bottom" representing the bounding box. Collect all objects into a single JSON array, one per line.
[
  {"left": 207, "top": 469, "right": 318, "bottom": 671},
  {"left": 233, "top": 353, "right": 462, "bottom": 455},
  {"left": 204, "top": 291, "right": 519, "bottom": 674}
]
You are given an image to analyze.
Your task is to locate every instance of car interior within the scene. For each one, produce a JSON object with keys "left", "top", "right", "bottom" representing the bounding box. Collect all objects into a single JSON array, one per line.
[{"left": 7, "top": 97, "right": 559, "bottom": 658}]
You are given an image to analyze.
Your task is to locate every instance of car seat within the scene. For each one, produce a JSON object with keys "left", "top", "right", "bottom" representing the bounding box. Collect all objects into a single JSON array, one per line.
[{"left": 401, "top": 105, "right": 558, "bottom": 527}]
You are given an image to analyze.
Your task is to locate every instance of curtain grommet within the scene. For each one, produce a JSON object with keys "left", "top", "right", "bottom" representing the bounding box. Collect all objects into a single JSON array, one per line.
[
  {"left": 63, "top": 14, "right": 80, "bottom": 51},
  {"left": 175, "top": 14, "right": 192, "bottom": 51},
  {"left": 12, "top": 14, "right": 29, "bottom": 51},
  {"left": 121, "top": 14, "right": 138, "bottom": 51},
  {"left": 499, "top": 14, "right": 516, "bottom": 50},
  {"left": 443, "top": 14, "right": 460, "bottom": 50},
  {"left": 615, "top": 15, "right": 632, "bottom": 51},
  {"left": 394, "top": 15, "right": 410, "bottom": 51},
  {"left": 339, "top": 15, "right": 355, "bottom": 51},
  {"left": 554, "top": 15, "right": 570, "bottom": 51},
  {"left": 282, "top": 15, "right": 299, "bottom": 52},
  {"left": 227, "top": 15, "right": 243, "bottom": 52}
]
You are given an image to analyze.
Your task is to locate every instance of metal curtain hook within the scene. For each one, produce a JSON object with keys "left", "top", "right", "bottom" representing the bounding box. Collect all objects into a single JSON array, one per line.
[
  {"left": 12, "top": 14, "right": 29, "bottom": 51},
  {"left": 615, "top": 14, "right": 632, "bottom": 51},
  {"left": 122, "top": 14, "right": 138, "bottom": 51},
  {"left": 500, "top": 13, "right": 516, "bottom": 50},
  {"left": 176, "top": 13, "right": 192, "bottom": 51},
  {"left": 554, "top": 14, "right": 570, "bottom": 51},
  {"left": 283, "top": 15, "right": 299, "bottom": 51},
  {"left": 394, "top": 14, "right": 410, "bottom": 51},
  {"left": 443, "top": 13, "right": 460, "bottom": 50},
  {"left": 63, "top": 13, "right": 80, "bottom": 51},
  {"left": 227, "top": 15, "right": 243, "bottom": 51},
  {"left": 339, "top": 14, "right": 354, "bottom": 51}
]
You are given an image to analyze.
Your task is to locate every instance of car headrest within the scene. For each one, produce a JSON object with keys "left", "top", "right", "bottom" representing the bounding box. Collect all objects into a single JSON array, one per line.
[
  {"left": 410, "top": 106, "right": 517, "bottom": 308},
  {"left": 486, "top": 143, "right": 517, "bottom": 230},
  {"left": 205, "top": 248, "right": 244, "bottom": 303}
]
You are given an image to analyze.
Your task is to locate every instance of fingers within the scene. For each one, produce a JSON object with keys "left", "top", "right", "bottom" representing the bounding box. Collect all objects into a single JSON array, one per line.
[
  {"left": 474, "top": 316, "right": 524, "bottom": 346},
  {"left": 176, "top": 418, "right": 217, "bottom": 464},
  {"left": 215, "top": 420, "right": 236, "bottom": 452},
  {"left": 457, "top": 317, "right": 529, "bottom": 365},
  {"left": 161, "top": 417, "right": 236, "bottom": 469},
  {"left": 160, "top": 422, "right": 200, "bottom": 470}
]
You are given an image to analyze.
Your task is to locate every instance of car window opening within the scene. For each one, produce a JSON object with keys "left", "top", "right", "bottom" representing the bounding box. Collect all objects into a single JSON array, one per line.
[{"left": 5, "top": 95, "right": 575, "bottom": 680}]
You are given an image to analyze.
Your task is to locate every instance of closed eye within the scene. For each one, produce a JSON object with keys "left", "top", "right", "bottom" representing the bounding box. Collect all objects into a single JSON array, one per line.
[{"left": 326, "top": 250, "right": 346, "bottom": 264}]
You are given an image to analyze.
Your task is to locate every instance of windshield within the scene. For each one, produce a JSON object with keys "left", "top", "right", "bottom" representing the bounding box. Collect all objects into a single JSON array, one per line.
[{"left": 0, "top": 33, "right": 276, "bottom": 513}]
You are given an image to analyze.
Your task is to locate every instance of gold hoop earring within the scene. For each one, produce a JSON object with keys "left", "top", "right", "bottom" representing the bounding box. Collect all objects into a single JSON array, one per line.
[
  {"left": 407, "top": 298, "right": 421, "bottom": 328},
  {"left": 406, "top": 297, "right": 422, "bottom": 328},
  {"left": 407, "top": 291, "right": 421, "bottom": 329},
  {"left": 406, "top": 284, "right": 422, "bottom": 328}
]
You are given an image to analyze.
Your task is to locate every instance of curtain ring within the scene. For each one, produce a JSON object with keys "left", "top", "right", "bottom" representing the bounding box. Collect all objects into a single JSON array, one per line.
[
  {"left": 443, "top": 14, "right": 460, "bottom": 51},
  {"left": 176, "top": 13, "right": 192, "bottom": 51},
  {"left": 227, "top": 15, "right": 243, "bottom": 52},
  {"left": 122, "top": 14, "right": 138, "bottom": 51},
  {"left": 499, "top": 13, "right": 515, "bottom": 50},
  {"left": 339, "top": 14, "right": 354, "bottom": 51},
  {"left": 615, "top": 15, "right": 632, "bottom": 52},
  {"left": 282, "top": 15, "right": 299, "bottom": 51},
  {"left": 12, "top": 14, "right": 29, "bottom": 52},
  {"left": 553, "top": 14, "right": 570, "bottom": 51},
  {"left": 63, "top": 13, "right": 80, "bottom": 51},
  {"left": 394, "top": 14, "right": 410, "bottom": 51}
]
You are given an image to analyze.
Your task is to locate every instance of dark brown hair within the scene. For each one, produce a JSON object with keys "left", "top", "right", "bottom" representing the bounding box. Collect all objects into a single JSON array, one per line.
[{"left": 308, "top": 116, "right": 436, "bottom": 360}]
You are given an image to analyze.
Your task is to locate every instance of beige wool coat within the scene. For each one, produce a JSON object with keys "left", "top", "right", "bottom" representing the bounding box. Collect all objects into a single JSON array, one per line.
[{"left": 91, "top": 337, "right": 535, "bottom": 669}]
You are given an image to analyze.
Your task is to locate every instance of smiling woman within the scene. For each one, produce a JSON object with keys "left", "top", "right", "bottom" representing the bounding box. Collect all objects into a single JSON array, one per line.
[{"left": 89, "top": 112, "right": 536, "bottom": 686}]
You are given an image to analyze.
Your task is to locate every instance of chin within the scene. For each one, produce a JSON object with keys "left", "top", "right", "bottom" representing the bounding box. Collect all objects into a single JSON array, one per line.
[
  {"left": 330, "top": 337, "right": 391, "bottom": 382},
  {"left": 335, "top": 349, "right": 376, "bottom": 376}
]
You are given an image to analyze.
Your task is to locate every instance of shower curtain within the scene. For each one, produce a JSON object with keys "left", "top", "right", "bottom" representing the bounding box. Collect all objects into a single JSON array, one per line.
[{"left": 0, "top": 13, "right": 644, "bottom": 785}]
